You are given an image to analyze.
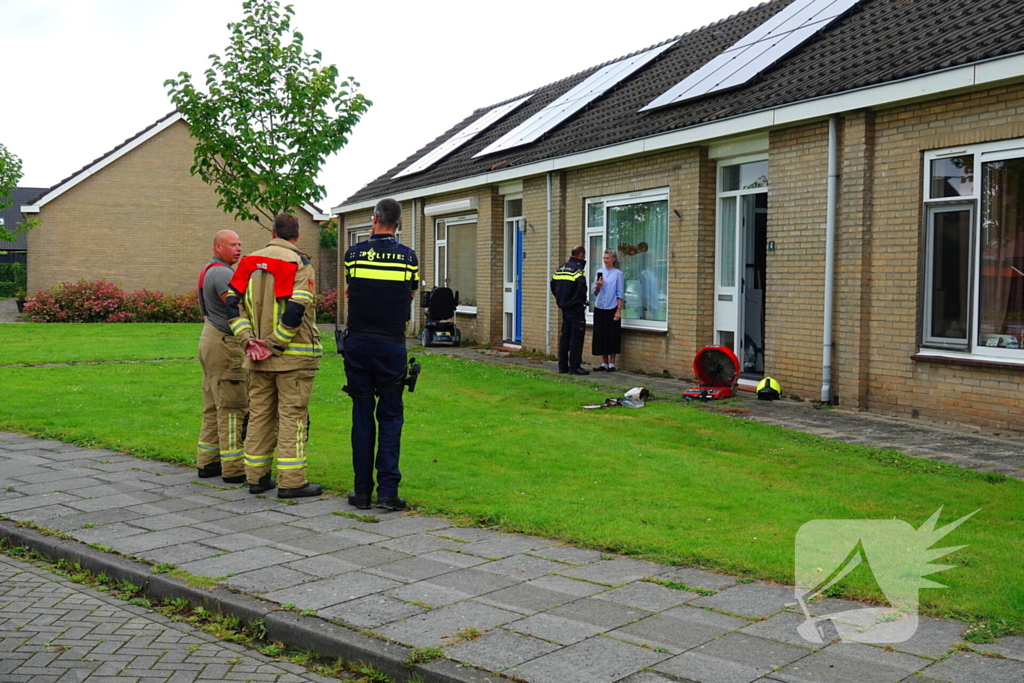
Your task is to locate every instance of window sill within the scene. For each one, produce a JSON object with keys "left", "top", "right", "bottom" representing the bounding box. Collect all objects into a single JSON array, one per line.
[
  {"left": 912, "top": 349, "right": 1024, "bottom": 370},
  {"left": 455, "top": 305, "right": 477, "bottom": 316},
  {"left": 585, "top": 319, "right": 668, "bottom": 333}
]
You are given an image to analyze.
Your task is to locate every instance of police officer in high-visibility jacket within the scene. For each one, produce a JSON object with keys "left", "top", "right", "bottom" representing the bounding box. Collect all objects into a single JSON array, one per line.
[
  {"left": 226, "top": 213, "right": 323, "bottom": 499},
  {"left": 343, "top": 198, "right": 419, "bottom": 511},
  {"left": 196, "top": 230, "right": 247, "bottom": 483},
  {"left": 550, "top": 245, "right": 590, "bottom": 375}
]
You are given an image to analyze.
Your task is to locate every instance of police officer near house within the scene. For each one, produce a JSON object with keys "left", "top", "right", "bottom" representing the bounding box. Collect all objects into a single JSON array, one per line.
[
  {"left": 196, "top": 230, "right": 248, "bottom": 483},
  {"left": 226, "top": 213, "right": 323, "bottom": 499},
  {"left": 342, "top": 198, "right": 419, "bottom": 511},
  {"left": 551, "top": 244, "right": 590, "bottom": 375}
]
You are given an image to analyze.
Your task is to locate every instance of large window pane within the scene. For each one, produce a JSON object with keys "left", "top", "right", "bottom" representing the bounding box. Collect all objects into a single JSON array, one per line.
[
  {"left": 722, "top": 160, "right": 768, "bottom": 192},
  {"left": 979, "top": 159, "right": 1024, "bottom": 350},
  {"left": 587, "top": 233, "right": 604, "bottom": 313},
  {"left": 927, "top": 208, "right": 970, "bottom": 342},
  {"left": 608, "top": 200, "right": 668, "bottom": 322},
  {"left": 930, "top": 156, "right": 974, "bottom": 199},
  {"left": 448, "top": 223, "right": 477, "bottom": 306}
]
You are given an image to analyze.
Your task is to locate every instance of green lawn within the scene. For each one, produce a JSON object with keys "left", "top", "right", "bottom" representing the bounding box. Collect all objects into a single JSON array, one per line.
[{"left": 0, "top": 324, "right": 1020, "bottom": 634}]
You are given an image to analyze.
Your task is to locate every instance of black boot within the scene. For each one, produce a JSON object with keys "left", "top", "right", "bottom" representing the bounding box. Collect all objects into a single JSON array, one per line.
[
  {"left": 197, "top": 461, "right": 222, "bottom": 479},
  {"left": 248, "top": 473, "right": 276, "bottom": 494},
  {"left": 278, "top": 483, "right": 323, "bottom": 499}
]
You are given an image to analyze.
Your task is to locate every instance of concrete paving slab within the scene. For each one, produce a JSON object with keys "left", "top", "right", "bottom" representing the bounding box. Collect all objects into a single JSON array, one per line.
[
  {"left": 319, "top": 544, "right": 409, "bottom": 569},
  {"left": 987, "top": 635, "right": 1024, "bottom": 661},
  {"left": 329, "top": 527, "right": 392, "bottom": 545},
  {"left": 4, "top": 503, "right": 82, "bottom": 522},
  {"left": 473, "top": 582, "right": 581, "bottom": 615},
  {"left": 0, "top": 491, "right": 82, "bottom": 514},
  {"left": 105, "top": 526, "right": 217, "bottom": 554},
  {"left": 513, "top": 634, "right": 671, "bottom": 683},
  {"left": 527, "top": 544, "right": 605, "bottom": 566},
  {"left": 34, "top": 507, "right": 145, "bottom": 532},
  {"left": 287, "top": 514, "right": 351, "bottom": 533},
  {"left": 70, "top": 522, "right": 149, "bottom": 544},
  {"left": 64, "top": 491, "right": 165, "bottom": 513},
  {"left": 658, "top": 567, "right": 739, "bottom": 592},
  {"left": 474, "top": 553, "right": 566, "bottom": 581},
  {"left": 376, "top": 600, "right": 520, "bottom": 648},
  {"left": 283, "top": 552, "right": 363, "bottom": 578},
  {"left": 202, "top": 532, "right": 275, "bottom": 552},
  {"left": 525, "top": 574, "right": 609, "bottom": 598},
  {"left": 558, "top": 557, "right": 671, "bottom": 586},
  {"left": 653, "top": 632, "right": 811, "bottom": 683},
  {"left": 362, "top": 554, "right": 466, "bottom": 583},
  {"left": 771, "top": 642, "right": 930, "bottom": 683},
  {"left": 885, "top": 617, "right": 966, "bottom": 659},
  {"left": 221, "top": 566, "right": 317, "bottom": 594},
  {"left": 244, "top": 524, "right": 316, "bottom": 544},
  {"left": 8, "top": 477, "right": 110, "bottom": 496},
  {"left": 134, "top": 542, "right": 220, "bottom": 566},
  {"left": 414, "top": 549, "right": 489, "bottom": 569},
  {"left": 595, "top": 581, "right": 696, "bottom": 612},
  {"left": 273, "top": 532, "right": 362, "bottom": 555},
  {"left": 191, "top": 510, "right": 295, "bottom": 534},
  {"left": 363, "top": 514, "right": 453, "bottom": 537},
  {"left": 459, "top": 534, "right": 560, "bottom": 559},
  {"left": 546, "top": 597, "right": 651, "bottom": 630},
  {"left": 375, "top": 532, "right": 460, "bottom": 555},
  {"left": 175, "top": 546, "right": 305, "bottom": 577},
  {"left": 263, "top": 572, "right": 402, "bottom": 611},
  {"left": 607, "top": 613, "right": 734, "bottom": 654},
  {"left": 619, "top": 672, "right": 697, "bottom": 683},
  {"left": 445, "top": 627, "right": 560, "bottom": 673},
  {"left": 434, "top": 527, "right": 503, "bottom": 543},
  {"left": 741, "top": 610, "right": 821, "bottom": 648},
  {"left": 916, "top": 652, "right": 1024, "bottom": 683},
  {"left": 317, "top": 594, "right": 428, "bottom": 630},
  {"left": 690, "top": 582, "right": 795, "bottom": 619}
]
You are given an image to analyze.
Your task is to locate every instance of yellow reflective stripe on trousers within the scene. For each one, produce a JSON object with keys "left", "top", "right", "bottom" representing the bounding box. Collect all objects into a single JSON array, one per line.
[
  {"left": 197, "top": 441, "right": 219, "bottom": 452},
  {"left": 245, "top": 454, "right": 272, "bottom": 466},
  {"left": 278, "top": 418, "right": 306, "bottom": 470},
  {"left": 221, "top": 450, "right": 243, "bottom": 461}
]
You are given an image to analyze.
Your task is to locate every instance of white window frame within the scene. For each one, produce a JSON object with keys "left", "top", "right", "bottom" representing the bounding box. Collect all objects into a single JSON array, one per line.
[
  {"left": 347, "top": 222, "right": 371, "bottom": 247},
  {"left": 584, "top": 187, "right": 670, "bottom": 331},
  {"left": 434, "top": 213, "right": 477, "bottom": 315},
  {"left": 922, "top": 139, "right": 1024, "bottom": 363}
]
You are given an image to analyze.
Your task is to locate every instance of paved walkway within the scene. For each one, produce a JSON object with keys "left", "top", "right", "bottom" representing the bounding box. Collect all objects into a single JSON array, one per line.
[
  {"left": 0, "top": 551, "right": 335, "bottom": 683},
  {"left": 0, "top": 297, "right": 22, "bottom": 323},
  {"left": 1, "top": 428, "right": 1022, "bottom": 683}
]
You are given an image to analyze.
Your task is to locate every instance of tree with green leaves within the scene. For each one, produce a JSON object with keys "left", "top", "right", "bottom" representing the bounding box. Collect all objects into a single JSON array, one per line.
[
  {"left": 0, "top": 143, "right": 38, "bottom": 242},
  {"left": 165, "top": 0, "right": 370, "bottom": 228}
]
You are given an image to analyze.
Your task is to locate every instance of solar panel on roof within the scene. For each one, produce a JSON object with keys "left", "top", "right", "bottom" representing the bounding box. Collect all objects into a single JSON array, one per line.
[
  {"left": 393, "top": 97, "right": 531, "bottom": 178},
  {"left": 642, "top": 0, "right": 862, "bottom": 111},
  {"left": 474, "top": 41, "right": 678, "bottom": 158}
]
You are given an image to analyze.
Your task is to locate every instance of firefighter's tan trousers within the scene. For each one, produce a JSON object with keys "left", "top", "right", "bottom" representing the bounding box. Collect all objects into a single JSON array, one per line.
[
  {"left": 197, "top": 324, "right": 248, "bottom": 478},
  {"left": 244, "top": 369, "right": 315, "bottom": 489}
]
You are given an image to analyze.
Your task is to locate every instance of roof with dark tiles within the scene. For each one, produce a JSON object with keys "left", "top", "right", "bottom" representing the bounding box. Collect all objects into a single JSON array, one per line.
[
  {"left": 340, "top": 0, "right": 1024, "bottom": 207},
  {"left": 1, "top": 188, "right": 47, "bottom": 250}
]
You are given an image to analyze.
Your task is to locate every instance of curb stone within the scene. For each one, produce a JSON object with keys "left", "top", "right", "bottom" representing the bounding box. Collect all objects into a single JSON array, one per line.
[{"left": 0, "top": 519, "right": 478, "bottom": 683}]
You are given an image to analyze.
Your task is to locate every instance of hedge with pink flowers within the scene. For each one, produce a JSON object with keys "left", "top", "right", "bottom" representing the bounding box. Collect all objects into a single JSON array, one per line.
[{"left": 24, "top": 279, "right": 202, "bottom": 323}]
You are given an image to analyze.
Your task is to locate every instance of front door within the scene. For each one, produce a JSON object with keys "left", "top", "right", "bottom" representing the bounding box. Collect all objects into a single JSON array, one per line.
[
  {"left": 715, "top": 159, "right": 768, "bottom": 376},
  {"left": 503, "top": 201, "right": 525, "bottom": 343}
]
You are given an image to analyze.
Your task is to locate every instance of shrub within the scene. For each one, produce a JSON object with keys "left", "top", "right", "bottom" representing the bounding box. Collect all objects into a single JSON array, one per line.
[
  {"left": 318, "top": 218, "right": 339, "bottom": 250},
  {"left": 0, "top": 262, "right": 27, "bottom": 298},
  {"left": 315, "top": 288, "right": 338, "bottom": 324},
  {"left": 24, "top": 279, "right": 202, "bottom": 323}
]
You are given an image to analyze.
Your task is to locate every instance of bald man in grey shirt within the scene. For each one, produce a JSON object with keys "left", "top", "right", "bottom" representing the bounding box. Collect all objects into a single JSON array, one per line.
[{"left": 196, "top": 230, "right": 248, "bottom": 483}]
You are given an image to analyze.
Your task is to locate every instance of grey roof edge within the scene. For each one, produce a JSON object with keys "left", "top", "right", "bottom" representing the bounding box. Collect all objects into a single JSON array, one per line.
[{"left": 332, "top": 47, "right": 1024, "bottom": 214}]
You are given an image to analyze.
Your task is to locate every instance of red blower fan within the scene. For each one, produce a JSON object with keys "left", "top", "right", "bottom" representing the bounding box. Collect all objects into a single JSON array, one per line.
[{"left": 682, "top": 345, "right": 740, "bottom": 400}]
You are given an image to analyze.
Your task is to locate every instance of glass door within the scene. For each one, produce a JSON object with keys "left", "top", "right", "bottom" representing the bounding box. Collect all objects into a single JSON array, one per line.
[
  {"left": 715, "top": 158, "right": 768, "bottom": 374},
  {"left": 503, "top": 198, "right": 524, "bottom": 342}
]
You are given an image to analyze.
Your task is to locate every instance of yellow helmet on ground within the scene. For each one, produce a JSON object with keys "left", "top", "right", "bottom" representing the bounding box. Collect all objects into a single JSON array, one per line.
[{"left": 756, "top": 377, "right": 781, "bottom": 401}]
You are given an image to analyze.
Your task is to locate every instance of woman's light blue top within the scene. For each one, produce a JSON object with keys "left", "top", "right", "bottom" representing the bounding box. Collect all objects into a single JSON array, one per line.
[{"left": 593, "top": 267, "right": 624, "bottom": 310}]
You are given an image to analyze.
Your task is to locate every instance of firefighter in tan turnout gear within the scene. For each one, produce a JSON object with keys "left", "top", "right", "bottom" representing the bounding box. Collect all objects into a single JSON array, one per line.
[
  {"left": 226, "top": 213, "right": 323, "bottom": 499},
  {"left": 196, "top": 230, "right": 248, "bottom": 483}
]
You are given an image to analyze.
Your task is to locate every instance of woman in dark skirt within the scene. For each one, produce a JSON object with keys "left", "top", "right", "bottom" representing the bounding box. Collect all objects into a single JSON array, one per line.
[{"left": 592, "top": 249, "right": 624, "bottom": 371}]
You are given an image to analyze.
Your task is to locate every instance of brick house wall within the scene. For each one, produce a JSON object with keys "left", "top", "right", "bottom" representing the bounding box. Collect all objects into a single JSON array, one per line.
[
  {"left": 338, "top": 80, "right": 1024, "bottom": 431},
  {"left": 27, "top": 120, "right": 321, "bottom": 297}
]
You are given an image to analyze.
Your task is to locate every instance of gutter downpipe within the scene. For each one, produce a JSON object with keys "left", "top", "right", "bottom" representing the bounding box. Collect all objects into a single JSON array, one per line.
[
  {"left": 546, "top": 172, "right": 552, "bottom": 355},
  {"left": 821, "top": 115, "right": 839, "bottom": 404}
]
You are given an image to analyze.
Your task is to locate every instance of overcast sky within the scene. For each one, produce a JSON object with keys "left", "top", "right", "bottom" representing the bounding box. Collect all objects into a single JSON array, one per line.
[{"left": 2, "top": 0, "right": 758, "bottom": 210}]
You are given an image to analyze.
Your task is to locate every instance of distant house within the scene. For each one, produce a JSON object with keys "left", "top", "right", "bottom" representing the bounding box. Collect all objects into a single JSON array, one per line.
[
  {"left": 0, "top": 187, "right": 45, "bottom": 264},
  {"left": 20, "top": 111, "right": 327, "bottom": 296},
  {"left": 333, "top": 0, "right": 1024, "bottom": 431}
]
